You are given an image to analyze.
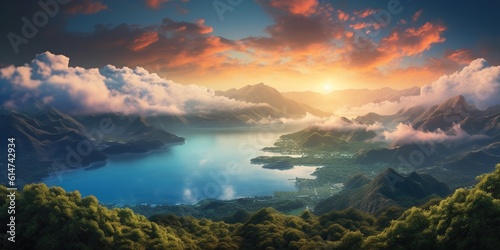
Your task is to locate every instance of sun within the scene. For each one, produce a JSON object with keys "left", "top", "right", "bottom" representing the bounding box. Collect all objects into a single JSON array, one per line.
[{"left": 323, "top": 84, "right": 332, "bottom": 93}]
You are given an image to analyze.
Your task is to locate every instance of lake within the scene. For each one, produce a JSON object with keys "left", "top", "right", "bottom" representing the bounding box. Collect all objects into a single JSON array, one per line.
[{"left": 43, "top": 125, "right": 318, "bottom": 205}]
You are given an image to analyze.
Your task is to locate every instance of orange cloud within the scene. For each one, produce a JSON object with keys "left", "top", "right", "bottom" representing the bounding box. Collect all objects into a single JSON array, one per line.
[
  {"left": 412, "top": 9, "right": 423, "bottom": 22},
  {"left": 354, "top": 9, "right": 377, "bottom": 18},
  {"left": 3, "top": 0, "right": 477, "bottom": 95},
  {"left": 369, "top": 63, "right": 453, "bottom": 89},
  {"left": 20, "top": 0, "right": 462, "bottom": 94},
  {"left": 65, "top": 0, "right": 107, "bottom": 15},
  {"left": 242, "top": 1, "right": 343, "bottom": 54},
  {"left": 347, "top": 49, "right": 485, "bottom": 92},
  {"left": 350, "top": 22, "right": 367, "bottom": 30},
  {"left": 145, "top": 0, "right": 169, "bottom": 9},
  {"left": 349, "top": 22, "right": 382, "bottom": 31},
  {"left": 344, "top": 21, "right": 447, "bottom": 73},
  {"left": 337, "top": 10, "right": 350, "bottom": 21},
  {"left": 445, "top": 49, "right": 475, "bottom": 65},
  {"left": 381, "top": 22, "right": 446, "bottom": 57},
  {"left": 243, "top": 15, "right": 341, "bottom": 51},
  {"left": 268, "top": 0, "right": 318, "bottom": 16},
  {"left": 129, "top": 32, "right": 159, "bottom": 51},
  {"left": 195, "top": 19, "right": 213, "bottom": 34},
  {"left": 160, "top": 36, "right": 235, "bottom": 68},
  {"left": 161, "top": 18, "right": 213, "bottom": 34}
]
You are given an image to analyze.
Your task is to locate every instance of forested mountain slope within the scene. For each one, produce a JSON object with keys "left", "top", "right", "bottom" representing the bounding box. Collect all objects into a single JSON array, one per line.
[{"left": 2, "top": 164, "right": 500, "bottom": 249}]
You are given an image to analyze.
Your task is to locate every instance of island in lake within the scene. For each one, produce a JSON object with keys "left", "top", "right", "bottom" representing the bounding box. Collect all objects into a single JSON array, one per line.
[{"left": 262, "top": 161, "right": 293, "bottom": 170}]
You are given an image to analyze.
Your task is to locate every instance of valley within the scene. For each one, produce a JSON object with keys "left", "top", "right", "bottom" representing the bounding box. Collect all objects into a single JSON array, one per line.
[
  {"left": 2, "top": 85, "right": 500, "bottom": 219},
  {"left": 2, "top": 78, "right": 500, "bottom": 250},
  {"left": 2, "top": 1, "right": 500, "bottom": 248}
]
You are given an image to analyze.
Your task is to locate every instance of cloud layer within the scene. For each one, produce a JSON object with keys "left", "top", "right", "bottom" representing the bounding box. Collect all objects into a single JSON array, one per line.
[
  {"left": 310, "top": 116, "right": 384, "bottom": 132},
  {"left": 1, "top": 0, "right": 471, "bottom": 91},
  {"left": 379, "top": 123, "right": 488, "bottom": 147},
  {"left": 301, "top": 116, "right": 488, "bottom": 147},
  {"left": 337, "top": 58, "right": 500, "bottom": 116},
  {"left": 65, "top": 0, "right": 108, "bottom": 15},
  {"left": 0, "top": 52, "right": 266, "bottom": 115}
]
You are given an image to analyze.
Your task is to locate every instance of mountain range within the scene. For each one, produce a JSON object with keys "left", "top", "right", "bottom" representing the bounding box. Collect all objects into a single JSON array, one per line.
[
  {"left": 3, "top": 87, "right": 500, "bottom": 214},
  {"left": 314, "top": 168, "right": 452, "bottom": 215},
  {"left": 277, "top": 118, "right": 377, "bottom": 150},
  {"left": 283, "top": 86, "right": 421, "bottom": 113},
  {"left": 146, "top": 105, "right": 284, "bottom": 128},
  {"left": 268, "top": 94, "right": 500, "bottom": 190},
  {"left": 354, "top": 95, "right": 500, "bottom": 175},
  {"left": 216, "top": 83, "right": 330, "bottom": 118},
  {"left": 0, "top": 104, "right": 184, "bottom": 185},
  {"left": 140, "top": 83, "right": 331, "bottom": 128},
  {"left": 354, "top": 95, "right": 496, "bottom": 132}
]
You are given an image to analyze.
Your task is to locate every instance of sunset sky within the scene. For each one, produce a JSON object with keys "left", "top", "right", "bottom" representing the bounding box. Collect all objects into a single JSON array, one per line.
[{"left": 1, "top": 0, "right": 500, "bottom": 93}]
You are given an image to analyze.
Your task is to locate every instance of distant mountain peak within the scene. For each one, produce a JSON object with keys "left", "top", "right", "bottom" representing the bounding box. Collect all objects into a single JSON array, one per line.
[
  {"left": 432, "top": 95, "right": 478, "bottom": 115},
  {"left": 437, "top": 95, "right": 469, "bottom": 110},
  {"left": 244, "top": 82, "right": 280, "bottom": 94},
  {"left": 397, "top": 105, "right": 427, "bottom": 115},
  {"left": 380, "top": 167, "right": 399, "bottom": 176},
  {"left": 127, "top": 116, "right": 151, "bottom": 131},
  {"left": 409, "top": 95, "right": 480, "bottom": 131},
  {"left": 217, "top": 83, "right": 329, "bottom": 118},
  {"left": 340, "top": 117, "right": 353, "bottom": 124},
  {"left": 314, "top": 168, "right": 452, "bottom": 214},
  {"left": 131, "top": 116, "right": 147, "bottom": 124}
]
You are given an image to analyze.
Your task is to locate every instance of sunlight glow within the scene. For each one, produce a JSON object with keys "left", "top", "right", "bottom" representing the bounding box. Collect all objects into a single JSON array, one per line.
[{"left": 323, "top": 84, "right": 332, "bottom": 93}]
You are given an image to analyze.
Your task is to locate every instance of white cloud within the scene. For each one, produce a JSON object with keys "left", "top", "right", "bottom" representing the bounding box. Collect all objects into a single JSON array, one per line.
[
  {"left": 336, "top": 58, "right": 500, "bottom": 116},
  {"left": 0, "top": 51, "right": 267, "bottom": 115},
  {"left": 335, "top": 100, "right": 404, "bottom": 117},
  {"left": 256, "top": 113, "right": 385, "bottom": 133},
  {"left": 182, "top": 188, "right": 197, "bottom": 204},
  {"left": 299, "top": 116, "right": 488, "bottom": 147},
  {"left": 218, "top": 185, "right": 236, "bottom": 200},
  {"left": 378, "top": 123, "right": 489, "bottom": 146},
  {"left": 256, "top": 112, "right": 327, "bottom": 125},
  {"left": 311, "top": 116, "right": 384, "bottom": 132}
]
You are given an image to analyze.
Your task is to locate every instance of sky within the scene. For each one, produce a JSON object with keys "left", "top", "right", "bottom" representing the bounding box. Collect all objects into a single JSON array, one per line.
[{"left": 1, "top": 0, "right": 500, "bottom": 93}]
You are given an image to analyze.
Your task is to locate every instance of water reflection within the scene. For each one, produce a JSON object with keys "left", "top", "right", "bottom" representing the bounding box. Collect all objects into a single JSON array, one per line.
[{"left": 44, "top": 128, "right": 318, "bottom": 205}]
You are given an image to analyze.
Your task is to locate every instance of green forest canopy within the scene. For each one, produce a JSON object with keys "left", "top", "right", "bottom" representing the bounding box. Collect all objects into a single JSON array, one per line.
[{"left": 2, "top": 164, "right": 500, "bottom": 249}]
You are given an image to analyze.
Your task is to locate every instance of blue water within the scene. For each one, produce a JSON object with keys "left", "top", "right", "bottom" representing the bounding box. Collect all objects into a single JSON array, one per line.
[{"left": 43, "top": 126, "right": 317, "bottom": 205}]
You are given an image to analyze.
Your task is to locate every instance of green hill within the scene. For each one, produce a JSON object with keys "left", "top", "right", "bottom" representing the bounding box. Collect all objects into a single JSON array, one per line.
[
  {"left": 2, "top": 164, "right": 500, "bottom": 249},
  {"left": 315, "top": 169, "right": 452, "bottom": 215}
]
